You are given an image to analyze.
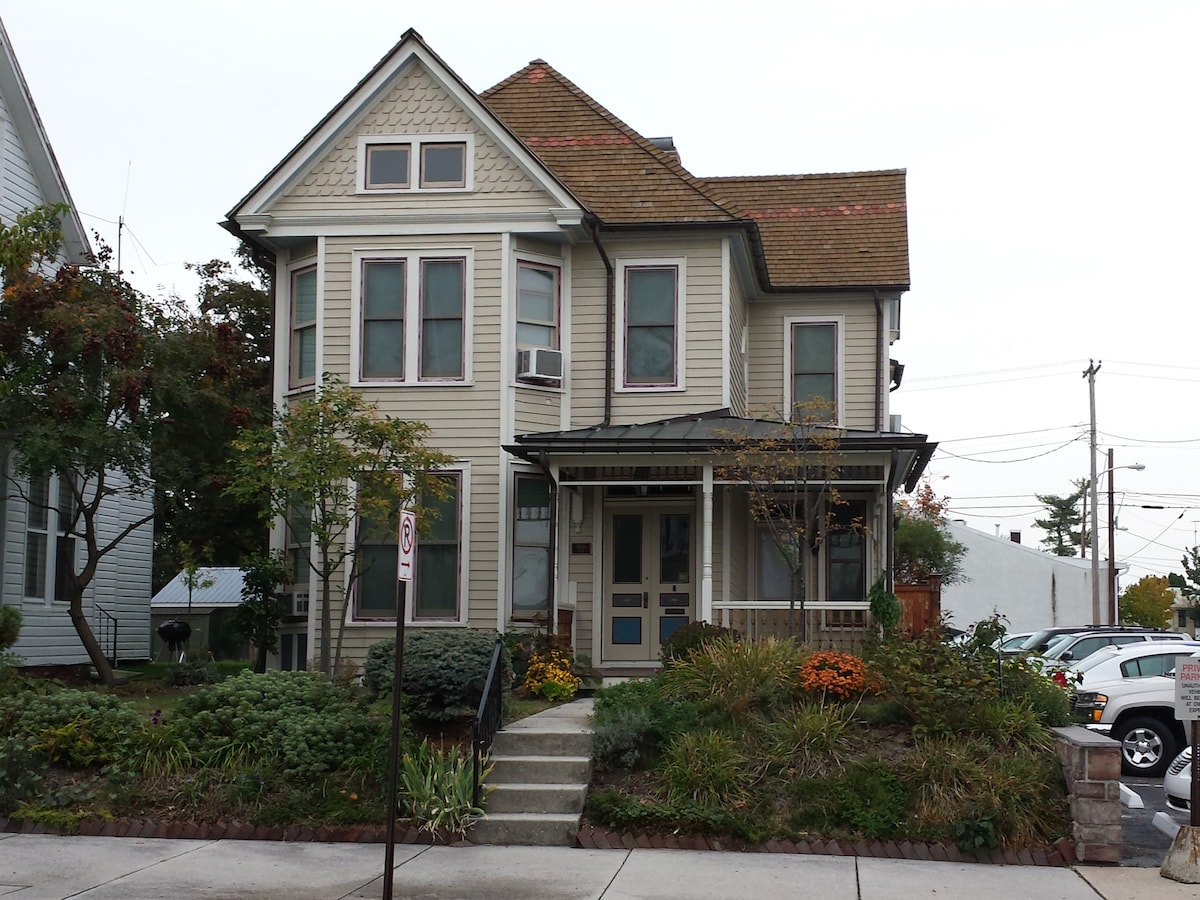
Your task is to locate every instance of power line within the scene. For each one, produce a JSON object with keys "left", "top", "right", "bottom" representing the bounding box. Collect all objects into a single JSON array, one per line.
[{"left": 934, "top": 436, "right": 1082, "bottom": 464}]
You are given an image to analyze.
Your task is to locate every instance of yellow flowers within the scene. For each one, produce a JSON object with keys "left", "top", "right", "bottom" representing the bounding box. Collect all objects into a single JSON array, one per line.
[{"left": 521, "top": 650, "right": 582, "bottom": 701}]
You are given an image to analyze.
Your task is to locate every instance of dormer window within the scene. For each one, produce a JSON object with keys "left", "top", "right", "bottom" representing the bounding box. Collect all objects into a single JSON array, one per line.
[{"left": 358, "top": 134, "right": 473, "bottom": 193}]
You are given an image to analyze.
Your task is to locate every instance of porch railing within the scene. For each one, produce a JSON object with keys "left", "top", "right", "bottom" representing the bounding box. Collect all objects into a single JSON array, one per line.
[
  {"left": 471, "top": 639, "right": 504, "bottom": 809},
  {"left": 711, "top": 602, "right": 871, "bottom": 652},
  {"left": 92, "top": 605, "right": 118, "bottom": 666}
]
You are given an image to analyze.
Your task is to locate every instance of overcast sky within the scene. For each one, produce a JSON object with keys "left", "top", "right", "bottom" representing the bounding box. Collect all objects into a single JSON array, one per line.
[{"left": 4, "top": 1, "right": 1198, "bottom": 592}]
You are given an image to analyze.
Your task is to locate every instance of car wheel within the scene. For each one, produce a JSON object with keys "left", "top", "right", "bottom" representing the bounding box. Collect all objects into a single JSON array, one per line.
[{"left": 1116, "top": 717, "right": 1176, "bottom": 777}]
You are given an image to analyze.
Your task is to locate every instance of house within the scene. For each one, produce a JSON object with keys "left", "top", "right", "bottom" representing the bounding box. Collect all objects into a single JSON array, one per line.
[
  {"left": 150, "top": 567, "right": 250, "bottom": 661},
  {"left": 938, "top": 522, "right": 1103, "bottom": 633},
  {"left": 0, "top": 17, "right": 152, "bottom": 671},
  {"left": 224, "top": 31, "right": 935, "bottom": 676}
]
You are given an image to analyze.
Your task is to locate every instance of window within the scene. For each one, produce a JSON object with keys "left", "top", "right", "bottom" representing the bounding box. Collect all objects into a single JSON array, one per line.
[
  {"left": 420, "top": 142, "right": 466, "bottom": 188},
  {"left": 365, "top": 143, "right": 411, "bottom": 189},
  {"left": 361, "top": 261, "right": 405, "bottom": 379},
  {"left": 287, "top": 500, "right": 312, "bottom": 592},
  {"left": 828, "top": 501, "right": 865, "bottom": 601},
  {"left": 788, "top": 320, "right": 838, "bottom": 422},
  {"left": 516, "top": 262, "right": 559, "bottom": 350},
  {"left": 355, "top": 252, "right": 468, "bottom": 384},
  {"left": 1121, "top": 654, "right": 1178, "bottom": 678},
  {"left": 290, "top": 268, "right": 317, "bottom": 387},
  {"left": 352, "top": 471, "right": 464, "bottom": 622},
  {"left": 511, "top": 475, "right": 551, "bottom": 619},
  {"left": 23, "top": 473, "right": 75, "bottom": 603},
  {"left": 757, "top": 527, "right": 792, "bottom": 602},
  {"left": 358, "top": 135, "right": 472, "bottom": 192},
  {"left": 621, "top": 264, "right": 681, "bottom": 388}
]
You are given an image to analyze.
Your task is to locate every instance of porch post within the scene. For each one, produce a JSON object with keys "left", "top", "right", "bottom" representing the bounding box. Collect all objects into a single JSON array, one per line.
[{"left": 701, "top": 464, "right": 714, "bottom": 624}]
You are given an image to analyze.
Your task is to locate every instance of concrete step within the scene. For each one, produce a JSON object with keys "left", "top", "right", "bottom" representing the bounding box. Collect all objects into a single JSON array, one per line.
[
  {"left": 487, "top": 754, "right": 592, "bottom": 785},
  {"left": 467, "top": 812, "right": 581, "bottom": 846},
  {"left": 491, "top": 727, "right": 592, "bottom": 757},
  {"left": 486, "top": 783, "right": 588, "bottom": 814}
]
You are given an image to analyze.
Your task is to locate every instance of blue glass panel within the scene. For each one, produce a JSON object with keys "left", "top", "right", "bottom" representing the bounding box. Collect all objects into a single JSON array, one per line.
[
  {"left": 659, "top": 615, "right": 690, "bottom": 644},
  {"left": 612, "top": 617, "right": 642, "bottom": 645}
]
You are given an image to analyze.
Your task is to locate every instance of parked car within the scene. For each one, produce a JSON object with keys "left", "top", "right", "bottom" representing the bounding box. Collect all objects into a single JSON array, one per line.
[
  {"left": 1016, "top": 625, "right": 1177, "bottom": 657},
  {"left": 992, "top": 631, "right": 1035, "bottom": 654},
  {"left": 1072, "top": 643, "right": 1200, "bottom": 776},
  {"left": 1037, "top": 630, "right": 1187, "bottom": 673},
  {"left": 1165, "top": 746, "right": 1193, "bottom": 813}
]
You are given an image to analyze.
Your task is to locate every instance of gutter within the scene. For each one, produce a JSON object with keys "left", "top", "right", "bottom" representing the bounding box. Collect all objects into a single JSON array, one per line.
[
  {"left": 584, "top": 215, "right": 615, "bottom": 426},
  {"left": 873, "top": 291, "right": 883, "bottom": 432}
]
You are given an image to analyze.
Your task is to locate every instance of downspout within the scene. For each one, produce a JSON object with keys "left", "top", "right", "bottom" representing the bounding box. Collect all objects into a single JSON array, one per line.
[
  {"left": 873, "top": 291, "right": 884, "bottom": 432},
  {"left": 535, "top": 452, "right": 559, "bottom": 638},
  {"left": 586, "top": 215, "right": 615, "bottom": 426},
  {"left": 885, "top": 449, "right": 900, "bottom": 594}
]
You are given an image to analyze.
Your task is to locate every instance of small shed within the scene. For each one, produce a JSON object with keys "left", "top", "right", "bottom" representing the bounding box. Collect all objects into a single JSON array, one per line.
[{"left": 150, "top": 567, "right": 248, "bottom": 660}]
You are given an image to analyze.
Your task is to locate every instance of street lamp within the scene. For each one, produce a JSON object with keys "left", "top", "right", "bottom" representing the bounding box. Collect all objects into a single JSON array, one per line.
[{"left": 1091, "top": 451, "right": 1144, "bottom": 624}]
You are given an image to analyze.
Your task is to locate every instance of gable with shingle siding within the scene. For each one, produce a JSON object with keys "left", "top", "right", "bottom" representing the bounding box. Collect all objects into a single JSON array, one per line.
[{"left": 267, "top": 60, "right": 560, "bottom": 220}]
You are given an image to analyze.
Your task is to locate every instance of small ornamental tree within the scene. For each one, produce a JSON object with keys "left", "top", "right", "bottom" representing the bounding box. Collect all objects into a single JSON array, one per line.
[
  {"left": 229, "top": 551, "right": 291, "bottom": 673},
  {"left": 1119, "top": 574, "right": 1176, "bottom": 629},
  {"left": 0, "top": 206, "right": 159, "bottom": 686},
  {"left": 893, "top": 480, "right": 967, "bottom": 586},
  {"left": 226, "top": 375, "right": 452, "bottom": 677},
  {"left": 715, "top": 403, "right": 848, "bottom": 642}
]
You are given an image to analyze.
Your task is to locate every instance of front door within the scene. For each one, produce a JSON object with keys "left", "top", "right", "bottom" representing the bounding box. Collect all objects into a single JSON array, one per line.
[{"left": 602, "top": 507, "right": 694, "bottom": 662}]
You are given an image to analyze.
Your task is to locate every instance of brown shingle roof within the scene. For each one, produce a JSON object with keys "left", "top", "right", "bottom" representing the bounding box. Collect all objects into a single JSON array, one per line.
[
  {"left": 703, "top": 172, "right": 909, "bottom": 289},
  {"left": 481, "top": 62, "right": 741, "bottom": 225}
]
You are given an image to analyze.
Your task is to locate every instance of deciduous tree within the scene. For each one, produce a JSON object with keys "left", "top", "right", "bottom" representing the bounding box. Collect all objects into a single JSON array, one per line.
[
  {"left": 1119, "top": 575, "right": 1176, "bottom": 629},
  {"left": 893, "top": 480, "right": 967, "bottom": 585}
]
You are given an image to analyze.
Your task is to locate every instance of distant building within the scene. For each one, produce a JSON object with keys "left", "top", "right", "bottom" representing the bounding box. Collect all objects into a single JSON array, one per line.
[{"left": 150, "top": 567, "right": 248, "bottom": 660}]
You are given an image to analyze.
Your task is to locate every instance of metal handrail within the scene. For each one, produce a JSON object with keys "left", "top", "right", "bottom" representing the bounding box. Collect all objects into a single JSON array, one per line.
[
  {"left": 471, "top": 640, "right": 504, "bottom": 809},
  {"left": 93, "top": 604, "right": 118, "bottom": 666}
]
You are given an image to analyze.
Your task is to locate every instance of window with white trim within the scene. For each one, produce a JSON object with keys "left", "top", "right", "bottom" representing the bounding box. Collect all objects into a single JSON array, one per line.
[
  {"left": 618, "top": 260, "right": 684, "bottom": 390},
  {"left": 290, "top": 267, "right": 317, "bottom": 388},
  {"left": 511, "top": 475, "right": 551, "bottom": 620},
  {"left": 358, "top": 135, "right": 472, "bottom": 193},
  {"left": 788, "top": 319, "right": 838, "bottom": 422},
  {"left": 352, "top": 471, "right": 464, "bottom": 622},
  {"left": 23, "top": 472, "right": 75, "bottom": 603},
  {"left": 356, "top": 253, "right": 468, "bottom": 383},
  {"left": 516, "top": 262, "right": 559, "bottom": 351},
  {"left": 827, "top": 500, "right": 866, "bottom": 601},
  {"left": 24, "top": 473, "right": 49, "bottom": 599}
]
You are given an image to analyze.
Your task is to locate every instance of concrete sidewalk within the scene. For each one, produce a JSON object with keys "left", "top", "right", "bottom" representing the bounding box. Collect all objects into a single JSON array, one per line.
[{"left": 0, "top": 835, "right": 1193, "bottom": 900}]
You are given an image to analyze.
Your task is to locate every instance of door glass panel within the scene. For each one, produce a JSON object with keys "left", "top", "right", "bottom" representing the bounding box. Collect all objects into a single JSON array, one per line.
[
  {"left": 612, "top": 515, "right": 642, "bottom": 583},
  {"left": 659, "top": 614, "right": 689, "bottom": 644},
  {"left": 612, "top": 617, "right": 643, "bottom": 645},
  {"left": 659, "top": 514, "right": 690, "bottom": 583}
]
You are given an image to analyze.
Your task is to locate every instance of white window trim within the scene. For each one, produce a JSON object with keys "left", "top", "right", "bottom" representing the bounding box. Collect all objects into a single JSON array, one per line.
[
  {"left": 615, "top": 257, "right": 687, "bottom": 392},
  {"left": 288, "top": 265, "right": 319, "bottom": 390},
  {"left": 356, "top": 133, "right": 475, "bottom": 193},
  {"left": 783, "top": 315, "right": 844, "bottom": 426},
  {"left": 345, "top": 463, "right": 471, "bottom": 627},
  {"left": 512, "top": 252, "right": 566, "bottom": 392},
  {"left": 21, "top": 473, "right": 74, "bottom": 607},
  {"left": 349, "top": 248, "right": 474, "bottom": 387}
]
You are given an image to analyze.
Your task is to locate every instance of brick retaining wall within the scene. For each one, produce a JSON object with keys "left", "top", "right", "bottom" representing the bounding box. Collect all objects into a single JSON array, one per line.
[{"left": 1053, "top": 724, "right": 1122, "bottom": 863}]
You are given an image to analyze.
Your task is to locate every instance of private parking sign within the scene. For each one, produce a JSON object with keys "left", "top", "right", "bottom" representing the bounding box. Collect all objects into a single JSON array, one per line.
[
  {"left": 397, "top": 510, "right": 416, "bottom": 582},
  {"left": 1176, "top": 655, "right": 1200, "bottom": 722}
]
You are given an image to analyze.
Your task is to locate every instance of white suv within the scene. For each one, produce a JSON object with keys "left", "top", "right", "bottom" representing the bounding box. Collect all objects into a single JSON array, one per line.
[
  {"left": 1070, "top": 641, "right": 1200, "bottom": 776},
  {"left": 1038, "top": 629, "right": 1186, "bottom": 672}
]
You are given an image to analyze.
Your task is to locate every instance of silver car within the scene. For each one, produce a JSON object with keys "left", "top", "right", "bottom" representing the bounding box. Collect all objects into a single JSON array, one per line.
[{"left": 1165, "top": 745, "right": 1192, "bottom": 813}]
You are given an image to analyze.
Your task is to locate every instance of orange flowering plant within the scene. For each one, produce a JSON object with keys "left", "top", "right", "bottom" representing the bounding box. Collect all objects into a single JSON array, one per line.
[{"left": 798, "top": 650, "right": 874, "bottom": 700}]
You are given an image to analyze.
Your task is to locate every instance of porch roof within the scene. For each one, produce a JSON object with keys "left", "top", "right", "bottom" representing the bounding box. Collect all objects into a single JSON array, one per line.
[{"left": 504, "top": 409, "right": 936, "bottom": 492}]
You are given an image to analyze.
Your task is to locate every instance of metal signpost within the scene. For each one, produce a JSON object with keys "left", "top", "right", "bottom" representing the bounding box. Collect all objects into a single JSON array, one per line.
[
  {"left": 383, "top": 509, "right": 416, "bottom": 900},
  {"left": 1175, "top": 654, "right": 1200, "bottom": 828}
]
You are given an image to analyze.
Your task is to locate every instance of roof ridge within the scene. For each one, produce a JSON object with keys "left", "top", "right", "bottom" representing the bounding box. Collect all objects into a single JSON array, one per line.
[
  {"left": 482, "top": 60, "right": 744, "bottom": 221},
  {"left": 704, "top": 168, "right": 907, "bottom": 183}
]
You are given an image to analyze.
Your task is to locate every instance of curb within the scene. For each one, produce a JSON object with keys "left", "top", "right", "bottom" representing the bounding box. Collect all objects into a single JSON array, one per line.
[{"left": 574, "top": 825, "right": 1078, "bottom": 867}]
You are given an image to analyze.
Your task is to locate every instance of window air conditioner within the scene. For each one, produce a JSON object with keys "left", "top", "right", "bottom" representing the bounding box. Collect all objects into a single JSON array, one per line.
[{"left": 516, "top": 347, "right": 563, "bottom": 383}]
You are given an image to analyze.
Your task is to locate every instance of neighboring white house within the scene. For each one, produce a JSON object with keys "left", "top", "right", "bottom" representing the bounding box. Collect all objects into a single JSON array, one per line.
[
  {"left": 0, "top": 17, "right": 152, "bottom": 669},
  {"left": 939, "top": 521, "right": 1106, "bottom": 634}
]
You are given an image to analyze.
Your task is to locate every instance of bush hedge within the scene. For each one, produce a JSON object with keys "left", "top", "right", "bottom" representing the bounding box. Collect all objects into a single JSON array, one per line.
[{"left": 365, "top": 628, "right": 503, "bottom": 722}]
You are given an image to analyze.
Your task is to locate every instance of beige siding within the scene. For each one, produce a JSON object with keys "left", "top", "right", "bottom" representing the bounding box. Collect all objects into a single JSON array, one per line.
[
  {"left": 729, "top": 272, "right": 749, "bottom": 417},
  {"left": 515, "top": 390, "right": 563, "bottom": 434},
  {"left": 568, "top": 236, "right": 727, "bottom": 427},
  {"left": 269, "top": 62, "right": 557, "bottom": 219},
  {"left": 566, "top": 486, "right": 598, "bottom": 658},
  {"left": 746, "top": 295, "right": 880, "bottom": 430}
]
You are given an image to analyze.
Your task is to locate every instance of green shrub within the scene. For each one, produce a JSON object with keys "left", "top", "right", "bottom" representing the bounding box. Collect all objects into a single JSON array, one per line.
[
  {"left": 591, "top": 678, "right": 700, "bottom": 769},
  {"left": 660, "top": 729, "right": 751, "bottom": 808},
  {"left": 760, "top": 698, "right": 861, "bottom": 777},
  {"left": 584, "top": 786, "right": 747, "bottom": 838},
  {"left": 163, "top": 657, "right": 219, "bottom": 686},
  {"left": 660, "top": 636, "right": 807, "bottom": 719},
  {"left": 659, "top": 621, "right": 733, "bottom": 667},
  {"left": 833, "top": 759, "right": 908, "bottom": 838},
  {"left": 169, "top": 670, "right": 380, "bottom": 781},
  {"left": 365, "top": 629, "right": 503, "bottom": 722},
  {"left": 0, "top": 605, "right": 21, "bottom": 650},
  {"left": 0, "top": 686, "right": 142, "bottom": 768},
  {"left": 0, "top": 733, "right": 48, "bottom": 815},
  {"left": 400, "top": 738, "right": 488, "bottom": 836}
]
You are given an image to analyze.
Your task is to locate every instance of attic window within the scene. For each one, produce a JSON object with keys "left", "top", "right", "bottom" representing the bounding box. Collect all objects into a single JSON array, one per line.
[
  {"left": 365, "top": 144, "right": 411, "bottom": 189},
  {"left": 358, "top": 134, "right": 474, "bottom": 193}
]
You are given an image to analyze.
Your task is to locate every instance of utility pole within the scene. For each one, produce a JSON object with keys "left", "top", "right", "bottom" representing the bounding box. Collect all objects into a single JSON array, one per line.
[
  {"left": 1083, "top": 360, "right": 1101, "bottom": 624},
  {"left": 1107, "top": 448, "right": 1116, "bottom": 624}
]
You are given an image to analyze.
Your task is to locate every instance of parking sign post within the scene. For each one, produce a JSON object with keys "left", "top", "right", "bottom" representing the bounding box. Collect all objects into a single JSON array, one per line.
[
  {"left": 383, "top": 510, "right": 416, "bottom": 900},
  {"left": 1175, "top": 654, "right": 1200, "bottom": 828}
]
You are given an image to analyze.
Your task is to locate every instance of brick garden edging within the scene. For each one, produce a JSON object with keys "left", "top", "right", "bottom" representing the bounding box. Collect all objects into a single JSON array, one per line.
[
  {"left": 575, "top": 825, "right": 1077, "bottom": 866},
  {"left": 0, "top": 816, "right": 455, "bottom": 845}
]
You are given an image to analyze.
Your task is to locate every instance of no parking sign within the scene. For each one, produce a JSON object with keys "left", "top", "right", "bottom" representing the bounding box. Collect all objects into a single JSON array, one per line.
[{"left": 397, "top": 509, "right": 416, "bottom": 582}]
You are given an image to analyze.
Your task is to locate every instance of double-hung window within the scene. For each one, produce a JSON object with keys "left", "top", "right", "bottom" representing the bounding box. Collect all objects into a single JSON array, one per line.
[
  {"left": 352, "top": 471, "right": 465, "bottom": 623},
  {"left": 827, "top": 500, "right": 866, "bottom": 602},
  {"left": 787, "top": 318, "right": 840, "bottom": 423},
  {"left": 511, "top": 475, "right": 551, "bottom": 620},
  {"left": 24, "top": 473, "right": 50, "bottom": 599},
  {"left": 355, "top": 252, "right": 469, "bottom": 384},
  {"left": 24, "top": 473, "right": 75, "bottom": 603},
  {"left": 358, "top": 135, "right": 472, "bottom": 192},
  {"left": 290, "top": 268, "right": 317, "bottom": 388},
  {"left": 516, "top": 262, "right": 559, "bottom": 351},
  {"left": 618, "top": 260, "right": 684, "bottom": 390}
]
